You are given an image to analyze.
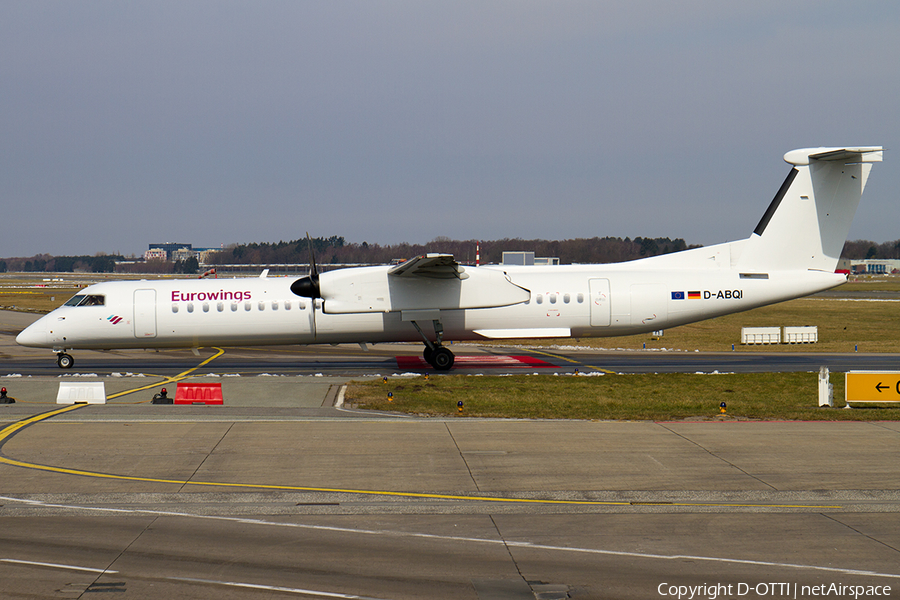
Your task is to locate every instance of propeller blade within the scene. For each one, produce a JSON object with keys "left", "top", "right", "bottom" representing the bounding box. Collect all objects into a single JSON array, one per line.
[{"left": 290, "top": 233, "right": 321, "bottom": 298}]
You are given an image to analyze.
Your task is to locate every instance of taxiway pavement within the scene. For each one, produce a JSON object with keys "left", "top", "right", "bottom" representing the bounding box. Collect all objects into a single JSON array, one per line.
[
  {"left": 1, "top": 380, "right": 900, "bottom": 599},
  {"left": 2, "top": 311, "right": 900, "bottom": 598}
]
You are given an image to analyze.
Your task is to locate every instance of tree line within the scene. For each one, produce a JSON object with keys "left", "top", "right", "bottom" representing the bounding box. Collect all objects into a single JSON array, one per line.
[
  {"left": 206, "top": 235, "right": 697, "bottom": 266},
  {"left": 1, "top": 237, "right": 897, "bottom": 273},
  {"left": 0, "top": 254, "right": 124, "bottom": 273},
  {"left": 840, "top": 239, "right": 900, "bottom": 261}
]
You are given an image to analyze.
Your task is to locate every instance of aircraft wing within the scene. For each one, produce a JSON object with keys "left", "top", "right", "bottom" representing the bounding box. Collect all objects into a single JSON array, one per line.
[
  {"left": 388, "top": 254, "right": 467, "bottom": 279},
  {"left": 320, "top": 256, "right": 530, "bottom": 314}
]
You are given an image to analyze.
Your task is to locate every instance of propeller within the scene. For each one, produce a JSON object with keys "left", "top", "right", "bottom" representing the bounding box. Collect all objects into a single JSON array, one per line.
[{"left": 290, "top": 233, "right": 321, "bottom": 298}]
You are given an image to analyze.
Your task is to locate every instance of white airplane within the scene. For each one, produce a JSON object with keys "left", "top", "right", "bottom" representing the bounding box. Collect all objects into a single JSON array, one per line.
[{"left": 17, "top": 146, "right": 883, "bottom": 370}]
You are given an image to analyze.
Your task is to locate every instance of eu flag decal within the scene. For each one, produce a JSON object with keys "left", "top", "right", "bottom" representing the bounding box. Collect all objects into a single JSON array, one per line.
[{"left": 671, "top": 291, "right": 685, "bottom": 300}]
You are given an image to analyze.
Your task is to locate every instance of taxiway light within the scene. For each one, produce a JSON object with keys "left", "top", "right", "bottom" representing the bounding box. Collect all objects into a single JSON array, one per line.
[
  {"left": 383, "top": 376, "right": 388, "bottom": 383},
  {"left": 152, "top": 388, "right": 172, "bottom": 405},
  {"left": 0, "top": 387, "right": 15, "bottom": 404},
  {"left": 719, "top": 402, "right": 727, "bottom": 414},
  {"left": 387, "top": 392, "right": 393, "bottom": 402},
  {"left": 457, "top": 400, "right": 464, "bottom": 413}
]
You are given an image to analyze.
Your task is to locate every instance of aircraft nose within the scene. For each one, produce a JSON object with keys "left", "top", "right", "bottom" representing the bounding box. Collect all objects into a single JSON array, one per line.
[{"left": 16, "top": 320, "right": 49, "bottom": 347}]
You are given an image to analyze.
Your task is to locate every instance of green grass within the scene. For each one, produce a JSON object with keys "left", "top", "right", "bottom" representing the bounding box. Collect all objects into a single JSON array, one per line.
[
  {"left": 346, "top": 372, "right": 900, "bottom": 421},
  {"left": 610, "top": 296, "right": 900, "bottom": 353}
]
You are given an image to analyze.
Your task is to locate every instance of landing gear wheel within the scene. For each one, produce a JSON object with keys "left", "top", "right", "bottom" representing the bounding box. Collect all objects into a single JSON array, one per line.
[
  {"left": 423, "top": 346, "right": 434, "bottom": 364},
  {"left": 57, "top": 353, "right": 74, "bottom": 369},
  {"left": 430, "top": 347, "right": 455, "bottom": 371}
]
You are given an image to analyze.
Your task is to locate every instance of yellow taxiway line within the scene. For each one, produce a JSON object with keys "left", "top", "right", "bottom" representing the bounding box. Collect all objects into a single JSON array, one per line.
[
  {"left": 107, "top": 346, "right": 226, "bottom": 401},
  {"left": 0, "top": 405, "right": 842, "bottom": 510},
  {"left": 521, "top": 347, "right": 616, "bottom": 374}
]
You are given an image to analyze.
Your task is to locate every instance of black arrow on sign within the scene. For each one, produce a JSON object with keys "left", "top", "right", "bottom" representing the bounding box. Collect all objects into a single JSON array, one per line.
[{"left": 876, "top": 382, "right": 889, "bottom": 393}]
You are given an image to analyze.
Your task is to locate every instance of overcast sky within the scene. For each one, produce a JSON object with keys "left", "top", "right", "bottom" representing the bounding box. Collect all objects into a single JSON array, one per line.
[{"left": 2, "top": 1, "right": 898, "bottom": 258}]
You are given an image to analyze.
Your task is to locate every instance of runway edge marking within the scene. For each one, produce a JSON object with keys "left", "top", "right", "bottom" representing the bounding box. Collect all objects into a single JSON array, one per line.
[{"left": 1, "top": 495, "right": 898, "bottom": 582}]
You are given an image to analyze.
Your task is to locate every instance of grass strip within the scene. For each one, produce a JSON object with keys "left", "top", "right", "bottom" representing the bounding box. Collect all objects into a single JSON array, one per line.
[{"left": 346, "top": 372, "right": 900, "bottom": 421}]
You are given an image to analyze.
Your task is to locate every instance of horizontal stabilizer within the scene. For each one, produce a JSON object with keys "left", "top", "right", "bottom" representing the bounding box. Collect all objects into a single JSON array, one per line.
[{"left": 784, "top": 146, "right": 883, "bottom": 165}]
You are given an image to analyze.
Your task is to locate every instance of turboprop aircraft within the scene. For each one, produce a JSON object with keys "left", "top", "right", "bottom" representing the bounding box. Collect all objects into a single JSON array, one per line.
[{"left": 17, "top": 146, "right": 883, "bottom": 370}]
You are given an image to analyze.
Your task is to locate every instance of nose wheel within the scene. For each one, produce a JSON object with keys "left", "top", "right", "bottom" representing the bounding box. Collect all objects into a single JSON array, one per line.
[{"left": 56, "top": 353, "right": 74, "bottom": 369}]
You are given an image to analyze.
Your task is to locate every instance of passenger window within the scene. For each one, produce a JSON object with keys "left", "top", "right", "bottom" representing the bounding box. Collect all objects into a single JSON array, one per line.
[
  {"left": 244, "top": 302, "right": 251, "bottom": 311},
  {"left": 258, "top": 301, "right": 265, "bottom": 311},
  {"left": 187, "top": 303, "right": 194, "bottom": 313},
  {"left": 549, "top": 294, "right": 557, "bottom": 304},
  {"left": 536, "top": 294, "right": 543, "bottom": 305},
  {"left": 563, "top": 293, "right": 570, "bottom": 304},
  {"left": 298, "top": 301, "right": 306, "bottom": 310},
  {"left": 577, "top": 293, "right": 584, "bottom": 303},
  {"left": 172, "top": 304, "right": 179, "bottom": 313},
  {"left": 284, "top": 301, "right": 291, "bottom": 311},
  {"left": 217, "top": 302, "right": 224, "bottom": 312},
  {"left": 202, "top": 302, "right": 209, "bottom": 313},
  {"left": 272, "top": 301, "right": 278, "bottom": 311},
  {"left": 231, "top": 302, "right": 238, "bottom": 312}
]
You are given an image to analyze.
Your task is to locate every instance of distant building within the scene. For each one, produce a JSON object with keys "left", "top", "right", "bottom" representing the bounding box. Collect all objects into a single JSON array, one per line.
[
  {"left": 148, "top": 243, "right": 192, "bottom": 259},
  {"left": 144, "top": 243, "right": 220, "bottom": 263},
  {"left": 501, "top": 252, "right": 559, "bottom": 266},
  {"left": 143, "top": 249, "right": 168, "bottom": 261},
  {"left": 171, "top": 248, "right": 198, "bottom": 262},
  {"left": 197, "top": 249, "right": 221, "bottom": 264},
  {"left": 502, "top": 252, "right": 533, "bottom": 265},
  {"left": 850, "top": 259, "right": 900, "bottom": 275}
]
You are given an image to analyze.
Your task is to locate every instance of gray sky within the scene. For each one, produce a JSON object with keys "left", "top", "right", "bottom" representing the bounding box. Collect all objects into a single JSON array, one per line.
[{"left": 2, "top": 1, "right": 898, "bottom": 258}]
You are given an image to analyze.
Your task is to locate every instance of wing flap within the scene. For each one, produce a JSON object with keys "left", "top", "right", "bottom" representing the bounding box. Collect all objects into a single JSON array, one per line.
[
  {"left": 474, "top": 328, "right": 571, "bottom": 339},
  {"left": 388, "top": 254, "right": 467, "bottom": 279}
]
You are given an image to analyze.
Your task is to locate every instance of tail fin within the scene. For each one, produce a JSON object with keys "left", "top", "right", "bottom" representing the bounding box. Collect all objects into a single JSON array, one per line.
[{"left": 736, "top": 146, "right": 883, "bottom": 272}]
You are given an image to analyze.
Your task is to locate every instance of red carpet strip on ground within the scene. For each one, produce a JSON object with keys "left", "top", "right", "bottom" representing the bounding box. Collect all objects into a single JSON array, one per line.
[{"left": 396, "top": 355, "right": 555, "bottom": 369}]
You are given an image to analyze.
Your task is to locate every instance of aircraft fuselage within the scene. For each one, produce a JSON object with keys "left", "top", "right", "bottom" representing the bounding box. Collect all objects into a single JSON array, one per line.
[{"left": 16, "top": 263, "right": 844, "bottom": 352}]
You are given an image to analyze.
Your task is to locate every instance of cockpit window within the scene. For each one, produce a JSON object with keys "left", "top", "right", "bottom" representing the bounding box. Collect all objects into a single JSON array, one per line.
[{"left": 64, "top": 294, "right": 105, "bottom": 307}]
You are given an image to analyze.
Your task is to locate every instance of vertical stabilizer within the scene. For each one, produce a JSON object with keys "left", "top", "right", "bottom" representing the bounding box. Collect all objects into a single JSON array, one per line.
[{"left": 736, "top": 147, "right": 882, "bottom": 272}]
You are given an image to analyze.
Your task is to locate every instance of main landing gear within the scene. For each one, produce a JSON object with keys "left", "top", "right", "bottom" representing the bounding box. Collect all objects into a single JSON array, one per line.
[
  {"left": 423, "top": 345, "right": 454, "bottom": 370},
  {"left": 56, "top": 352, "right": 75, "bottom": 369},
  {"left": 411, "top": 319, "right": 455, "bottom": 371}
]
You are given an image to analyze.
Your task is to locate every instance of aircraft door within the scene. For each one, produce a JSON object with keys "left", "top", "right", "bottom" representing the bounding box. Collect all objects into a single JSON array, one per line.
[
  {"left": 588, "top": 278, "right": 610, "bottom": 327},
  {"left": 133, "top": 289, "right": 157, "bottom": 338}
]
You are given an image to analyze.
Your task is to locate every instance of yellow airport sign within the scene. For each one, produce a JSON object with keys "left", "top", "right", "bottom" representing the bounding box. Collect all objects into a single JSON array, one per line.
[{"left": 845, "top": 371, "right": 900, "bottom": 403}]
